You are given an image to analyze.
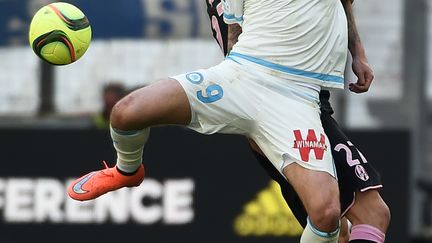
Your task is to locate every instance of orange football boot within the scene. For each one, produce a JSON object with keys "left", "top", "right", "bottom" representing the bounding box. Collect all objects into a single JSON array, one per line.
[{"left": 68, "top": 161, "right": 144, "bottom": 201}]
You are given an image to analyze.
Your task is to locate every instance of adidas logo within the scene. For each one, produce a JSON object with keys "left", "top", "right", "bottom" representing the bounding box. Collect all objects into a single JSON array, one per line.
[{"left": 233, "top": 181, "right": 303, "bottom": 237}]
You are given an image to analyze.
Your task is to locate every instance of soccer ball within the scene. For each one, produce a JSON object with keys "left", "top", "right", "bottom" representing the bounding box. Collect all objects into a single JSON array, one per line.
[{"left": 29, "top": 2, "right": 92, "bottom": 65}]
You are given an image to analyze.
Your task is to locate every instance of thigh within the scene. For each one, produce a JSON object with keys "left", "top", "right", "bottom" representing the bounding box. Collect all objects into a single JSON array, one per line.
[
  {"left": 173, "top": 59, "right": 260, "bottom": 135},
  {"left": 282, "top": 162, "right": 340, "bottom": 228},
  {"left": 250, "top": 142, "right": 308, "bottom": 228},
  {"left": 247, "top": 77, "right": 340, "bottom": 226},
  {"left": 253, "top": 91, "right": 336, "bottom": 178},
  {"left": 112, "top": 78, "right": 192, "bottom": 129},
  {"left": 321, "top": 112, "right": 383, "bottom": 215}
]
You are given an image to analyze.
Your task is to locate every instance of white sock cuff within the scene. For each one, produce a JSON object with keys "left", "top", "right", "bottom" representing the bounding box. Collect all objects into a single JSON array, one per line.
[
  {"left": 110, "top": 126, "right": 150, "bottom": 137},
  {"left": 110, "top": 126, "right": 149, "bottom": 173},
  {"left": 307, "top": 217, "right": 340, "bottom": 238}
]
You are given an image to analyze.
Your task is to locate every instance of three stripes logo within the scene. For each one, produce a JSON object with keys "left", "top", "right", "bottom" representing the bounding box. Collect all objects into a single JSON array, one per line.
[
  {"left": 292, "top": 129, "right": 327, "bottom": 162},
  {"left": 233, "top": 181, "right": 303, "bottom": 237}
]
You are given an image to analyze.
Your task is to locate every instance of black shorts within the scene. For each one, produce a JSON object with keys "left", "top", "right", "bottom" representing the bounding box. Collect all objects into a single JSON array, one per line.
[
  {"left": 322, "top": 112, "right": 383, "bottom": 215},
  {"left": 206, "top": 0, "right": 383, "bottom": 228}
]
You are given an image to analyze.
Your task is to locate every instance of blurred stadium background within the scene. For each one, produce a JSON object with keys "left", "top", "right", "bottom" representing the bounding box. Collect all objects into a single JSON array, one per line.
[{"left": 0, "top": 0, "right": 429, "bottom": 242}]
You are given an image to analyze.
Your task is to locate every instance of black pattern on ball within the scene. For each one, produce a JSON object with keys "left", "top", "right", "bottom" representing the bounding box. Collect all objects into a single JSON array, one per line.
[
  {"left": 32, "top": 30, "right": 76, "bottom": 65},
  {"left": 49, "top": 4, "right": 90, "bottom": 31}
]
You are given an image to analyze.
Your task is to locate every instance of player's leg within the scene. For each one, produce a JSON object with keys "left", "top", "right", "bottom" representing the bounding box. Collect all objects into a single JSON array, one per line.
[
  {"left": 68, "top": 78, "right": 192, "bottom": 201},
  {"left": 339, "top": 217, "right": 351, "bottom": 243},
  {"left": 249, "top": 142, "right": 308, "bottom": 227},
  {"left": 321, "top": 112, "right": 389, "bottom": 243},
  {"left": 254, "top": 137, "right": 341, "bottom": 243},
  {"left": 345, "top": 190, "right": 390, "bottom": 243},
  {"left": 109, "top": 78, "right": 191, "bottom": 172},
  {"left": 251, "top": 142, "right": 350, "bottom": 243},
  {"left": 111, "top": 79, "right": 191, "bottom": 130},
  {"left": 282, "top": 163, "right": 341, "bottom": 242},
  {"left": 249, "top": 77, "right": 341, "bottom": 242},
  {"left": 69, "top": 58, "right": 259, "bottom": 201}
]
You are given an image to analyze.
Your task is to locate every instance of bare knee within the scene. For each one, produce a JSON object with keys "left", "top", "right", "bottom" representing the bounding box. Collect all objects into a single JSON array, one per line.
[
  {"left": 308, "top": 198, "right": 341, "bottom": 232},
  {"left": 370, "top": 198, "right": 391, "bottom": 231},
  {"left": 346, "top": 190, "right": 391, "bottom": 232},
  {"left": 110, "top": 94, "right": 138, "bottom": 130},
  {"left": 112, "top": 79, "right": 191, "bottom": 130},
  {"left": 374, "top": 199, "right": 391, "bottom": 229}
]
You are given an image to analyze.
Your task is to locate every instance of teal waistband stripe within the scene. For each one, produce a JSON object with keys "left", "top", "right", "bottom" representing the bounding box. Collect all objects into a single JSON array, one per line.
[{"left": 229, "top": 52, "right": 344, "bottom": 84}]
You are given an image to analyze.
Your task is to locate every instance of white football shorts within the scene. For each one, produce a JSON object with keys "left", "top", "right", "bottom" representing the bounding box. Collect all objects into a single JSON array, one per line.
[{"left": 172, "top": 58, "right": 336, "bottom": 178}]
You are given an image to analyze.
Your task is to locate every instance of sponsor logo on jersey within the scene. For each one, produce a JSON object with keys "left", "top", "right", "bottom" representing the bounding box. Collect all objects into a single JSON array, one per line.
[
  {"left": 292, "top": 129, "right": 327, "bottom": 162},
  {"left": 233, "top": 181, "right": 303, "bottom": 237}
]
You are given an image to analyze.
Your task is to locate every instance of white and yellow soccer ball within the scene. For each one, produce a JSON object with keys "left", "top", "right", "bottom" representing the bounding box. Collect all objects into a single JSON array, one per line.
[{"left": 29, "top": 2, "right": 92, "bottom": 65}]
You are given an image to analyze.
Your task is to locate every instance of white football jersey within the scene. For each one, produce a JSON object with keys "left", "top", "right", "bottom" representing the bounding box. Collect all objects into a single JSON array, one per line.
[{"left": 231, "top": 0, "right": 348, "bottom": 89}]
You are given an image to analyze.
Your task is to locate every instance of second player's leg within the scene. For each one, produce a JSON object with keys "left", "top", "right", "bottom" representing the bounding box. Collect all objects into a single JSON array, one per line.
[
  {"left": 322, "top": 112, "right": 389, "bottom": 242},
  {"left": 345, "top": 190, "right": 390, "bottom": 241},
  {"left": 339, "top": 218, "right": 350, "bottom": 243}
]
